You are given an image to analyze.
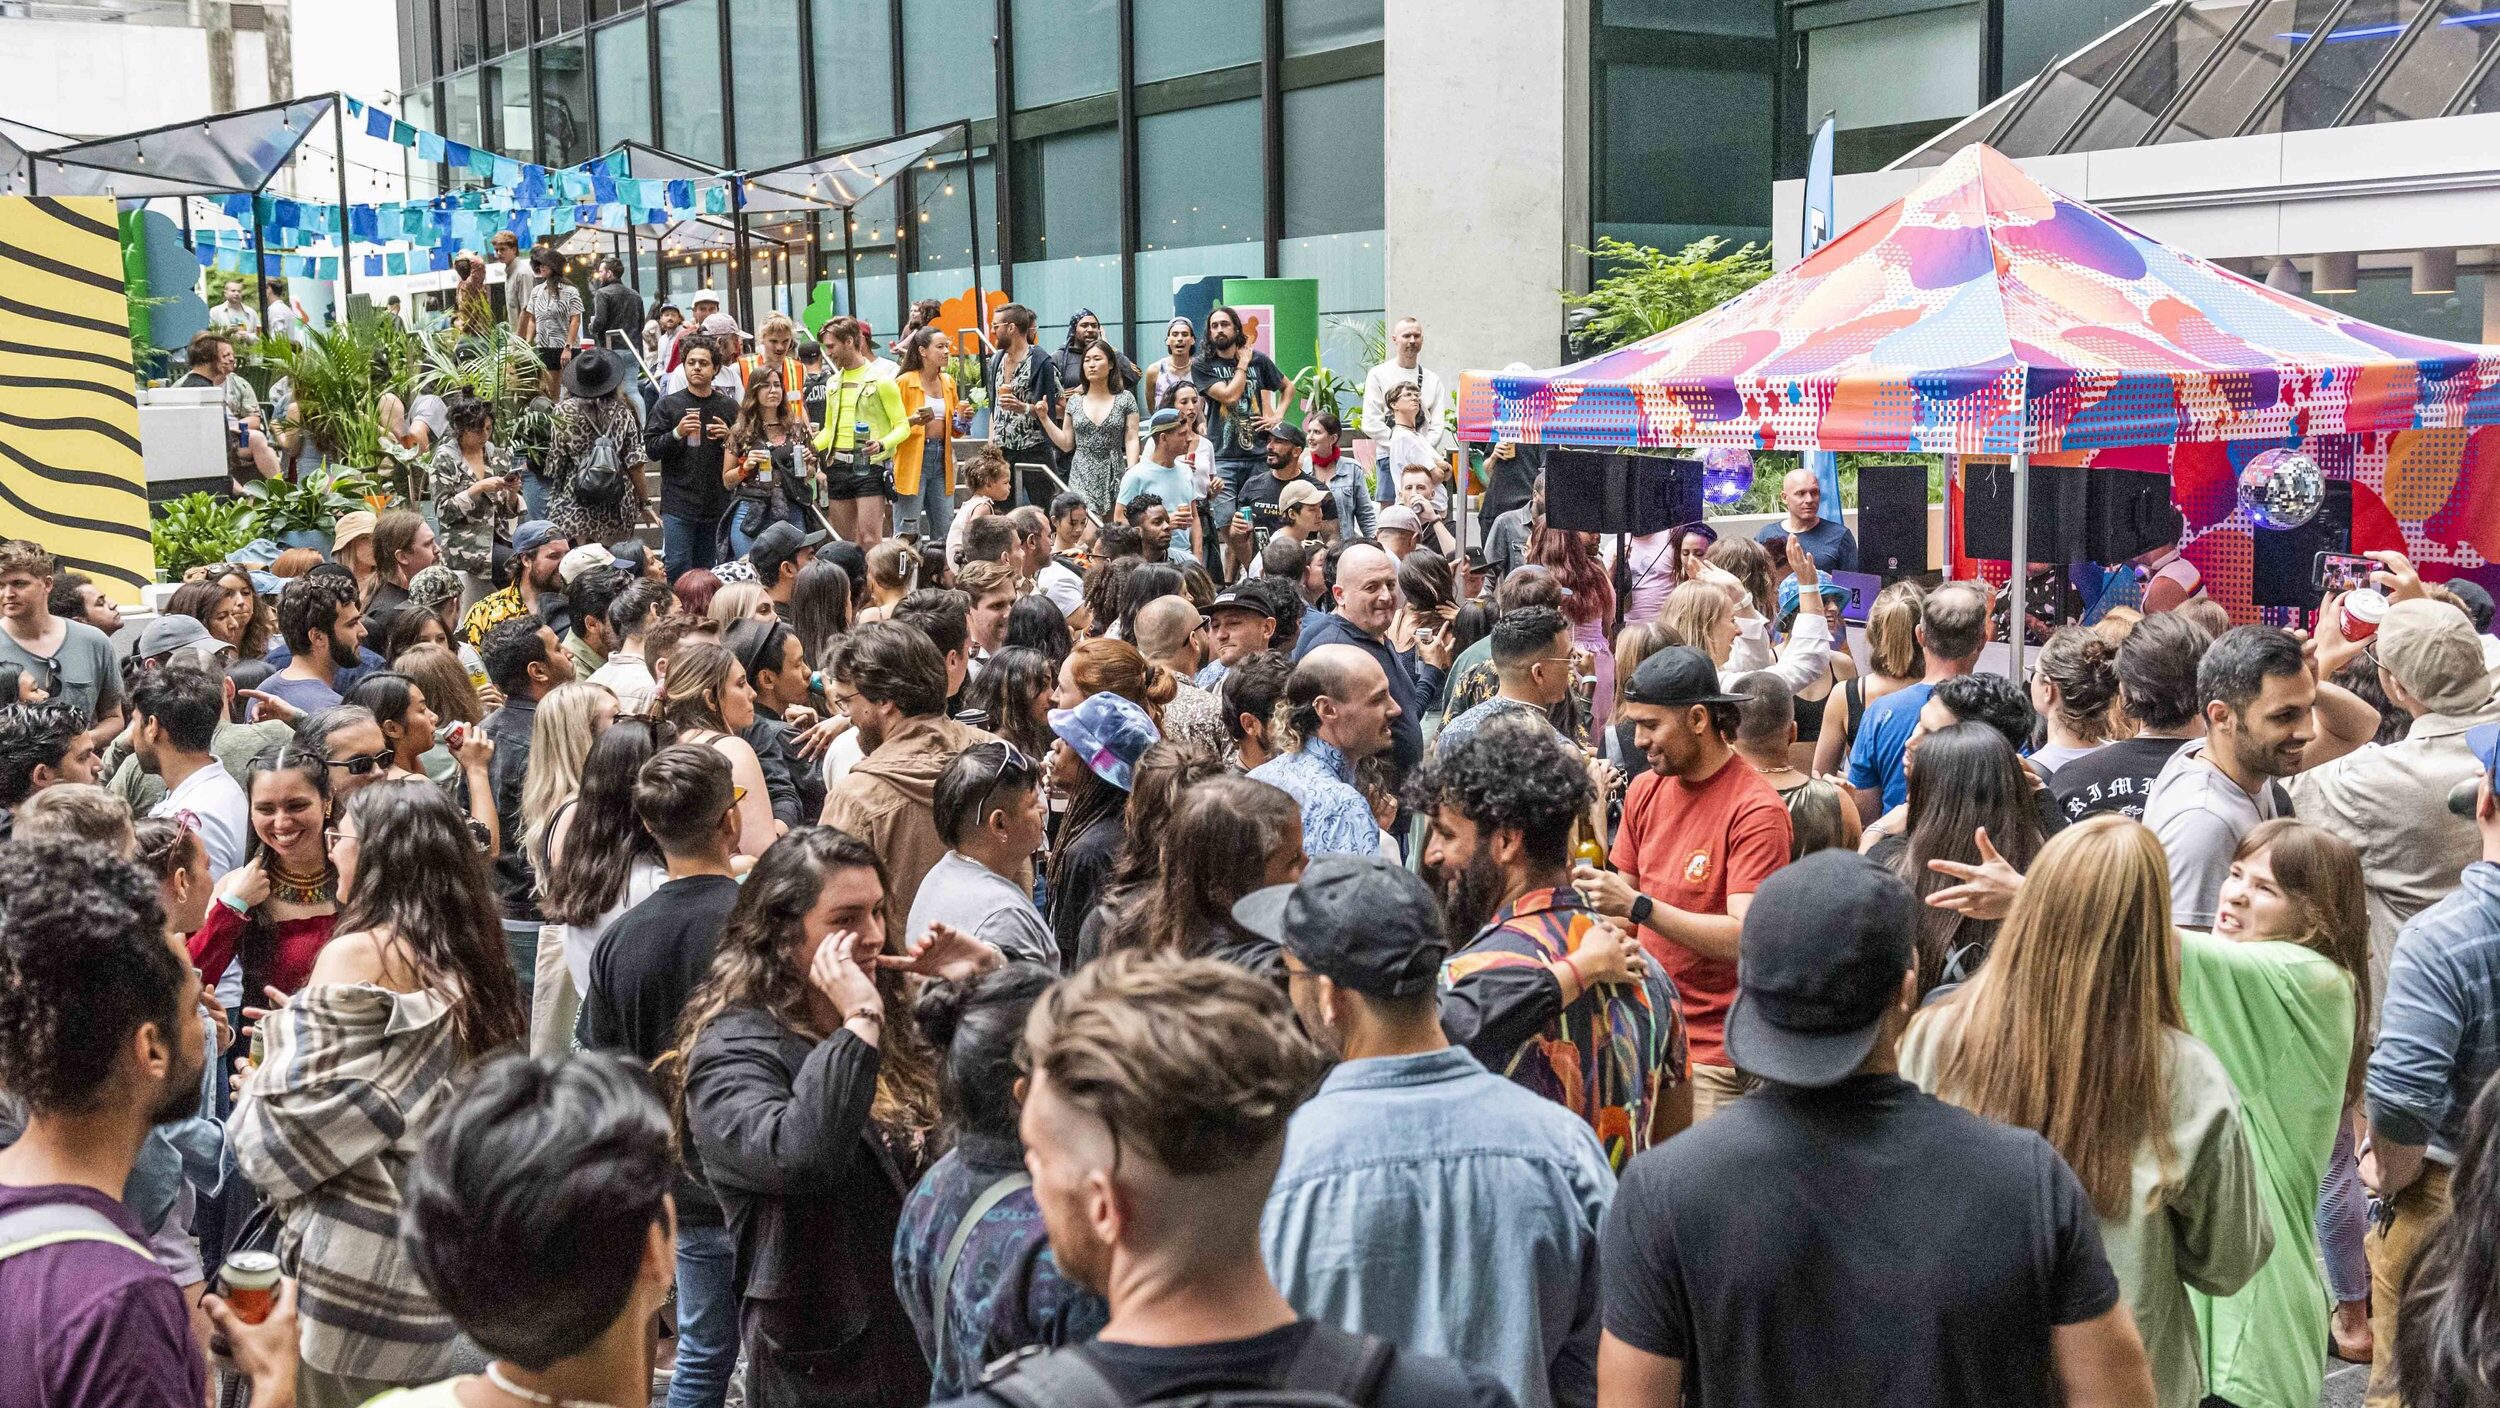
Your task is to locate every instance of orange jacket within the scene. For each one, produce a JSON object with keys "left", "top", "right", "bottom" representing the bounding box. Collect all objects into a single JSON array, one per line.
[{"left": 893, "top": 370, "right": 960, "bottom": 497}]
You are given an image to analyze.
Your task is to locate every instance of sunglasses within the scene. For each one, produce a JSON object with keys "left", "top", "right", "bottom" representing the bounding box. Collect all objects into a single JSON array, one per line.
[{"left": 326, "top": 749, "right": 393, "bottom": 777}]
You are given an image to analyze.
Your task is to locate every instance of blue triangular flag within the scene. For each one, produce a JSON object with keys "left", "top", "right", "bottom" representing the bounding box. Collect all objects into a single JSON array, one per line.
[
  {"left": 391, "top": 120, "right": 417, "bottom": 147},
  {"left": 366, "top": 106, "right": 393, "bottom": 140},
  {"left": 446, "top": 140, "right": 473, "bottom": 169},
  {"left": 363, "top": 254, "right": 384, "bottom": 277},
  {"left": 666, "top": 180, "right": 694, "bottom": 210},
  {"left": 417, "top": 131, "right": 445, "bottom": 162}
]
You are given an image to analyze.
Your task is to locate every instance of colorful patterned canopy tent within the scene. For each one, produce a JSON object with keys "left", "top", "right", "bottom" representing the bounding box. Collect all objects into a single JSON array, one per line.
[{"left": 1456, "top": 144, "right": 2500, "bottom": 455}]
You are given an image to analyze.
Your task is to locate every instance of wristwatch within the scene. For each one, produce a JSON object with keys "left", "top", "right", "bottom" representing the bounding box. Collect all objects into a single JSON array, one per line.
[{"left": 1629, "top": 894, "right": 1654, "bottom": 929}]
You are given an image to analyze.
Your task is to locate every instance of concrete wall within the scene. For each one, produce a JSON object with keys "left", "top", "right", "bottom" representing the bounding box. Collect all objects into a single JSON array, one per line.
[{"left": 1384, "top": 0, "right": 1588, "bottom": 384}]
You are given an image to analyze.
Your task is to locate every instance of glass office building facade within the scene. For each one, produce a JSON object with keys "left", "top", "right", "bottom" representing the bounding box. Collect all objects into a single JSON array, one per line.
[{"left": 396, "top": 0, "right": 1387, "bottom": 370}]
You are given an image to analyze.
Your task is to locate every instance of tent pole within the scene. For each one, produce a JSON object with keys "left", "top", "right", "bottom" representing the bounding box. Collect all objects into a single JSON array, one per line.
[
  {"left": 842, "top": 203, "right": 858, "bottom": 322},
  {"left": 962, "top": 120, "right": 984, "bottom": 343},
  {"left": 334, "top": 98, "right": 354, "bottom": 310},
  {"left": 2009, "top": 450, "right": 2030, "bottom": 684},
  {"left": 252, "top": 198, "right": 270, "bottom": 334}
]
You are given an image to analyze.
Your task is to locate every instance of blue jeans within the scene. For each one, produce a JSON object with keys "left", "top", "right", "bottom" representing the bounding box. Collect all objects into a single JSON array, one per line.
[
  {"left": 502, "top": 920, "right": 539, "bottom": 1021},
  {"left": 896, "top": 471, "right": 955, "bottom": 543},
  {"left": 520, "top": 465, "right": 550, "bottom": 521},
  {"left": 663, "top": 512, "right": 723, "bottom": 582},
  {"left": 669, "top": 1221, "right": 739, "bottom": 1408},
  {"left": 725, "top": 497, "right": 806, "bottom": 558}
]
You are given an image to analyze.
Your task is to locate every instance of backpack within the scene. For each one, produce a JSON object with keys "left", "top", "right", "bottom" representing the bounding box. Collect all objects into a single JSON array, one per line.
[
  {"left": 572, "top": 427, "right": 627, "bottom": 510},
  {"left": 0, "top": 1199, "right": 153, "bottom": 1267},
  {"left": 982, "top": 1321, "right": 1396, "bottom": 1408}
]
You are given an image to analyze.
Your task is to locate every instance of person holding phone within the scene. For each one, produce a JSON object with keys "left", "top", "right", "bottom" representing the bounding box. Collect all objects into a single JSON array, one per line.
[{"left": 647, "top": 339, "right": 743, "bottom": 578}]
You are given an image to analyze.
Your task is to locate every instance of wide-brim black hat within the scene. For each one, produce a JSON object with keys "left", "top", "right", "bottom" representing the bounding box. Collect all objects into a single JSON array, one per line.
[{"left": 563, "top": 348, "right": 626, "bottom": 399}]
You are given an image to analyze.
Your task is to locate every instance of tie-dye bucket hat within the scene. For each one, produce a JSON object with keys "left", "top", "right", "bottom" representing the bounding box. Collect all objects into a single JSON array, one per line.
[{"left": 1047, "top": 691, "right": 1162, "bottom": 792}]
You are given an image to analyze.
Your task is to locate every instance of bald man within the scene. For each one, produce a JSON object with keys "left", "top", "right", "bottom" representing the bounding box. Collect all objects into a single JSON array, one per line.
[
  {"left": 1753, "top": 467, "right": 1858, "bottom": 574},
  {"left": 1293, "top": 543, "right": 1452, "bottom": 776},
  {"left": 1248, "top": 643, "right": 1398, "bottom": 857},
  {"left": 1135, "top": 595, "right": 1230, "bottom": 758}
]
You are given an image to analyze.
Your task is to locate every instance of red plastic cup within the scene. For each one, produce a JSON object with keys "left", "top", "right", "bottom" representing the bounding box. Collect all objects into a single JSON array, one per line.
[{"left": 2339, "top": 588, "right": 2388, "bottom": 642}]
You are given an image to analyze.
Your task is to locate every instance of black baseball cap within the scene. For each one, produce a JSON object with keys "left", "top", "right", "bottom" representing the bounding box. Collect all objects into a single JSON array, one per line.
[
  {"left": 1207, "top": 587, "right": 1275, "bottom": 621},
  {"left": 1723, "top": 849, "right": 1917, "bottom": 1087},
  {"left": 1267, "top": 421, "right": 1306, "bottom": 448},
  {"left": 1620, "top": 645, "right": 1745, "bottom": 708},
  {"left": 1233, "top": 856, "right": 1447, "bottom": 999}
]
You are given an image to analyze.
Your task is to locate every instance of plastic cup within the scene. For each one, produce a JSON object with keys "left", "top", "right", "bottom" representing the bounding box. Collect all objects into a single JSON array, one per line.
[{"left": 2340, "top": 588, "right": 2388, "bottom": 642}]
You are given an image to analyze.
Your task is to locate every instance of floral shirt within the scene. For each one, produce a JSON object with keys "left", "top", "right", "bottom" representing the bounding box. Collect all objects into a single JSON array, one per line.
[
  {"left": 1441, "top": 886, "right": 1685, "bottom": 1169},
  {"left": 424, "top": 440, "right": 517, "bottom": 577},
  {"left": 893, "top": 1133, "right": 1108, "bottom": 1398},
  {"left": 1248, "top": 737, "right": 1381, "bottom": 859},
  {"left": 460, "top": 586, "right": 530, "bottom": 648}
]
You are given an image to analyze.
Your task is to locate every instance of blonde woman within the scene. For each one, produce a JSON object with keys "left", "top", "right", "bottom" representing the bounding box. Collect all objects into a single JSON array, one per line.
[
  {"left": 1815, "top": 579, "right": 1927, "bottom": 778},
  {"left": 706, "top": 580, "right": 774, "bottom": 629},
  {"left": 1657, "top": 577, "right": 1828, "bottom": 697},
  {"left": 1902, "top": 815, "right": 2272, "bottom": 1408},
  {"left": 519, "top": 681, "right": 618, "bottom": 876},
  {"left": 1599, "top": 618, "right": 1681, "bottom": 785},
  {"left": 659, "top": 640, "right": 781, "bottom": 858}
]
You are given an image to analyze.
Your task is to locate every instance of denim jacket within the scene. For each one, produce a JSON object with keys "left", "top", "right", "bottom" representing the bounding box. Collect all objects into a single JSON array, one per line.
[
  {"left": 2370, "top": 860, "right": 2500, "bottom": 1163},
  {"left": 1261, "top": 1046, "right": 1615, "bottom": 1408}
]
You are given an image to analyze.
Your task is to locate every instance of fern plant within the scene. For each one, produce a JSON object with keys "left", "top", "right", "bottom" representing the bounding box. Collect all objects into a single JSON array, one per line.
[{"left": 1562, "top": 236, "right": 1773, "bottom": 357}]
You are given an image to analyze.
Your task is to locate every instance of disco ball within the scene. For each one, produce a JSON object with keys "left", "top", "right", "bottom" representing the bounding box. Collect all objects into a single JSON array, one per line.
[
  {"left": 2237, "top": 448, "right": 2325, "bottom": 531},
  {"left": 1700, "top": 448, "right": 1755, "bottom": 506}
]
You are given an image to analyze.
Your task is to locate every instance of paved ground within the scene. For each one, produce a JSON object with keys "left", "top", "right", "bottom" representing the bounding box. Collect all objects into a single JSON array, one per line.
[{"left": 2323, "top": 1356, "right": 2368, "bottom": 1408}]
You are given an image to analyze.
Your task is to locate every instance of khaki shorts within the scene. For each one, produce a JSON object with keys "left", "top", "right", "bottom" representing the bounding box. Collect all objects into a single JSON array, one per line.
[{"left": 1690, "top": 1062, "right": 1760, "bottom": 1123}]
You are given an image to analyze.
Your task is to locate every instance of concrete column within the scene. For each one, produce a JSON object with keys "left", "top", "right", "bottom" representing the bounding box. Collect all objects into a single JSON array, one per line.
[{"left": 1384, "top": 0, "right": 1588, "bottom": 381}]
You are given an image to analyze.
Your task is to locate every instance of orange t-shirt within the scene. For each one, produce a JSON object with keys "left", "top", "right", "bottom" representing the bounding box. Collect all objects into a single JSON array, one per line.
[{"left": 1611, "top": 755, "right": 1793, "bottom": 1068}]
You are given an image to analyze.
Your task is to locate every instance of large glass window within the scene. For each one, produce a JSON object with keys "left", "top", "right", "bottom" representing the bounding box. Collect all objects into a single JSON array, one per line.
[
  {"left": 907, "top": 154, "right": 1001, "bottom": 314},
  {"left": 2255, "top": 0, "right": 2431, "bottom": 130},
  {"left": 488, "top": 51, "right": 535, "bottom": 159},
  {"left": 730, "top": 0, "right": 804, "bottom": 168},
  {"left": 444, "top": 70, "right": 486, "bottom": 153},
  {"left": 1805, "top": 6, "right": 1984, "bottom": 166},
  {"left": 1284, "top": 0, "right": 1382, "bottom": 55},
  {"left": 659, "top": 0, "right": 725, "bottom": 164},
  {"left": 449, "top": 0, "right": 484, "bottom": 69},
  {"left": 904, "top": 0, "right": 996, "bottom": 129},
  {"left": 842, "top": 184, "right": 903, "bottom": 333},
  {"left": 403, "top": 86, "right": 441, "bottom": 195},
  {"left": 1135, "top": 97, "right": 1264, "bottom": 333},
  {"left": 401, "top": 0, "right": 438, "bottom": 86},
  {"left": 1600, "top": 58, "right": 1775, "bottom": 250},
  {"left": 2071, "top": 0, "right": 2243, "bottom": 150},
  {"left": 2158, "top": 0, "right": 2311, "bottom": 140},
  {"left": 591, "top": 0, "right": 628, "bottom": 20},
  {"left": 1016, "top": 0, "right": 1118, "bottom": 107},
  {"left": 595, "top": 17, "right": 653, "bottom": 149},
  {"left": 1282, "top": 75, "right": 1383, "bottom": 376},
  {"left": 2359, "top": 0, "right": 2500, "bottom": 121},
  {"left": 1602, "top": 0, "right": 1774, "bottom": 37},
  {"left": 1011, "top": 123, "right": 1123, "bottom": 336},
  {"left": 813, "top": 0, "right": 895, "bottom": 151},
  {"left": 502, "top": 0, "right": 531, "bottom": 57},
  {"left": 541, "top": 0, "right": 585, "bottom": 38},
  {"left": 2001, "top": 0, "right": 2155, "bottom": 90},
  {"left": 1136, "top": 0, "right": 1262, "bottom": 83},
  {"left": 540, "top": 35, "right": 592, "bottom": 165},
  {"left": 1977, "top": 5, "right": 2167, "bottom": 156}
]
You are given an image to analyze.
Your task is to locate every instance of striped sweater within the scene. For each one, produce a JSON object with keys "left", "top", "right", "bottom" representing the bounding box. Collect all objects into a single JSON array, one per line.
[{"left": 229, "top": 982, "right": 465, "bottom": 1382}]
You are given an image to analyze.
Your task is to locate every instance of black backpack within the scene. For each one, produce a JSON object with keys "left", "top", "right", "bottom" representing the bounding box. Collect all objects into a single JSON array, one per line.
[
  {"left": 983, "top": 1323, "right": 1396, "bottom": 1408},
  {"left": 571, "top": 429, "right": 627, "bottom": 510}
]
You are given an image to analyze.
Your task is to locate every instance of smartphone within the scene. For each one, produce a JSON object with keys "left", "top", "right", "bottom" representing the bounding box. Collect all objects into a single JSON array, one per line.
[{"left": 2314, "top": 551, "right": 2374, "bottom": 595}]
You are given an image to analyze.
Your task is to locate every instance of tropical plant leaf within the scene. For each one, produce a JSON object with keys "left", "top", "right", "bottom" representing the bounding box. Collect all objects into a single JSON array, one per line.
[{"left": 1562, "top": 236, "right": 1773, "bottom": 358}]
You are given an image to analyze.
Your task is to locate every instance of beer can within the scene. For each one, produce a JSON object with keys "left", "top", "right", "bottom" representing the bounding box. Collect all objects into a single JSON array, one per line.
[{"left": 221, "top": 1250, "right": 280, "bottom": 1325}]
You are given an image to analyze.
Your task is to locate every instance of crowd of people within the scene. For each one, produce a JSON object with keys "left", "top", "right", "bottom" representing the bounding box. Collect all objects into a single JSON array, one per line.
[{"left": 9, "top": 290, "right": 2500, "bottom": 1408}]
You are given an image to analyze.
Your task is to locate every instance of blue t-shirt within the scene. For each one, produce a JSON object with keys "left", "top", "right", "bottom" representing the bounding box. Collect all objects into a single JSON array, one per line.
[
  {"left": 1116, "top": 458, "right": 1199, "bottom": 514},
  {"left": 1847, "top": 681, "right": 1931, "bottom": 812},
  {"left": 1754, "top": 516, "right": 1859, "bottom": 574}
]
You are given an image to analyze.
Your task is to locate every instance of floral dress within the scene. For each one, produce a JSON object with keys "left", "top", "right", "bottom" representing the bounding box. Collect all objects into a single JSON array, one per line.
[
  {"left": 1066, "top": 388, "right": 1138, "bottom": 517},
  {"left": 424, "top": 439, "right": 518, "bottom": 578},
  {"left": 544, "top": 390, "right": 651, "bottom": 547}
]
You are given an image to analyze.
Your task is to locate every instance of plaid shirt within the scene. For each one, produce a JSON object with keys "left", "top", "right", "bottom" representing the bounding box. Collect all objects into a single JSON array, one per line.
[{"left": 230, "top": 982, "right": 466, "bottom": 1381}]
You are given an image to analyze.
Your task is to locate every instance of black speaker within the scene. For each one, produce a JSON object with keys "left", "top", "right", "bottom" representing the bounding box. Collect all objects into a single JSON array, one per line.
[
  {"left": 1542, "top": 450, "right": 1699, "bottom": 537},
  {"left": 1963, "top": 462, "right": 2089, "bottom": 562},
  {"left": 1855, "top": 463, "right": 1929, "bottom": 580},
  {"left": 1963, "top": 464, "right": 2181, "bottom": 564},
  {"left": 2251, "top": 478, "right": 2354, "bottom": 609}
]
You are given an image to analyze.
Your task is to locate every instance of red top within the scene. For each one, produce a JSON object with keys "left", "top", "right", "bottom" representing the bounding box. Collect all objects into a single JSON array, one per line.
[
  {"left": 1612, "top": 754, "right": 1793, "bottom": 1067},
  {"left": 188, "top": 900, "right": 339, "bottom": 999}
]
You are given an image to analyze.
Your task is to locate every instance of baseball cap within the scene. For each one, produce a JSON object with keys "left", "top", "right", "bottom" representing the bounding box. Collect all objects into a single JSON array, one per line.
[
  {"left": 1266, "top": 420, "right": 1306, "bottom": 448},
  {"left": 511, "top": 520, "right": 563, "bottom": 558},
  {"left": 558, "top": 543, "right": 616, "bottom": 587},
  {"left": 2376, "top": 597, "right": 2493, "bottom": 715},
  {"left": 1621, "top": 645, "right": 1744, "bottom": 708},
  {"left": 702, "top": 312, "right": 740, "bottom": 338},
  {"left": 1142, "top": 407, "right": 1185, "bottom": 437},
  {"left": 692, "top": 287, "right": 724, "bottom": 307},
  {"left": 1232, "top": 855, "right": 1448, "bottom": 1000},
  {"left": 1376, "top": 505, "right": 1422, "bottom": 536},
  {"left": 1723, "top": 849, "right": 1917, "bottom": 1087},
  {"left": 407, "top": 565, "right": 463, "bottom": 610},
  {"left": 331, "top": 511, "right": 377, "bottom": 553},
  {"left": 137, "top": 613, "right": 214, "bottom": 661},
  {"left": 1207, "top": 587, "right": 1275, "bottom": 620},
  {"left": 749, "top": 521, "right": 828, "bottom": 579},
  {"left": 1278, "top": 480, "right": 1328, "bottom": 514}
]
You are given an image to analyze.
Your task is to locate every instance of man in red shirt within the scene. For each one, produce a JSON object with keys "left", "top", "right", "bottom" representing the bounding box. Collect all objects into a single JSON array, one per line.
[{"left": 1575, "top": 646, "right": 1792, "bottom": 1121}]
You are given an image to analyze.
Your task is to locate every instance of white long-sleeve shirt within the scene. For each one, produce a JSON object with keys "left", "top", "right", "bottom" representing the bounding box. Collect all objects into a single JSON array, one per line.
[
  {"left": 1362, "top": 360, "right": 1454, "bottom": 454},
  {"left": 1724, "top": 607, "right": 1833, "bottom": 696}
]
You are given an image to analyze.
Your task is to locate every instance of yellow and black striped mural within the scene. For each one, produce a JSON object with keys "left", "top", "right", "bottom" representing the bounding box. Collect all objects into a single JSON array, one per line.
[{"left": 0, "top": 195, "right": 151, "bottom": 603}]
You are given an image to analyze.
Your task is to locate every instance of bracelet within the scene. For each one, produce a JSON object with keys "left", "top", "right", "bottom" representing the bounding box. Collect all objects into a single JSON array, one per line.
[
  {"left": 216, "top": 893, "right": 248, "bottom": 916},
  {"left": 842, "top": 1008, "right": 883, "bottom": 1027},
  {"left": 1560, "top": 952, "right": 1587, "bottom": 991}
]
